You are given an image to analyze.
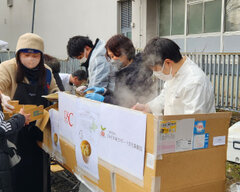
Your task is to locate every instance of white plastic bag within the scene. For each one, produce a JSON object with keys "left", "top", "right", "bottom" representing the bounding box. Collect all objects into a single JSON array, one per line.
[{"left": 230, "top": 182, "right": 240, "bottom": 192}]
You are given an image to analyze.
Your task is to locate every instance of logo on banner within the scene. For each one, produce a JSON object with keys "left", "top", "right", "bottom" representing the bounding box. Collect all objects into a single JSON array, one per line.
[
  {"left": 100, "top": 125, "right": 106, "bottom": 137},
  {"left": 64, "top": 110, "right": 73, "bottom": 127}
]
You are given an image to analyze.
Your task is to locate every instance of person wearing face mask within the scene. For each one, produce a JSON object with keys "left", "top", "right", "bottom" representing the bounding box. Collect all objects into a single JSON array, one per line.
[
  {"left": 0, "top": 33, "right": 59, "bottom": 192},
  {"left": 132, "top": 37, "right": 216, "bottom": 115},
  {"left": 67, "top": 36, "right": 115, "bottom": 95},
  {"left": 84, "top": 34, "right": 155, "bottom": 107}
]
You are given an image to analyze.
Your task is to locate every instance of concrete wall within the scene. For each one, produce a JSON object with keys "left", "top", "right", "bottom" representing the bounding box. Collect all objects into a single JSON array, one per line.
[
  {"left": 171, "top": 35, "right": 240, "bottom": 53},
  {"left": 223, "top": 34, "right": 240, "bottom": 52},
  {"left": 186, "top": 36, "right": 221, "bottom": 53},
  {"left": 0, "top": 0, "right": 118, "bottom": 59}
]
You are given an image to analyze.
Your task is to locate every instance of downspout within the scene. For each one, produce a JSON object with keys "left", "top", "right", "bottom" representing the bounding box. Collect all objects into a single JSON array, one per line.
[
  {"left": 31, "top": 0, "right": 36, "bottom": 33},
  {"left": 139, "top": 0, "right": 142, "bottom": 49}
]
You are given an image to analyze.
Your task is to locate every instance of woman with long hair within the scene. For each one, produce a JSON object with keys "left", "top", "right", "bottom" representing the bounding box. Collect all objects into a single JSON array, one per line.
[{"left": 0, "top": 33, "right": 59, "bottom": 192}]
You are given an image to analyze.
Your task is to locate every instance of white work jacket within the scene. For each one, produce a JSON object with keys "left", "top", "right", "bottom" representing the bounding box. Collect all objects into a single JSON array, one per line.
[
  {"left": 59, "top": 73, "right": 73, "bottom": 92},
  {"left": 147, "top": 57, "right": 216, "bottom": 116}
]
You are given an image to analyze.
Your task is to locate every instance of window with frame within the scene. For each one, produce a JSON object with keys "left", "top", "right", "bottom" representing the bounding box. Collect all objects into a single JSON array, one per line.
[
  {"left": 158, "top": 0, "right": 222, "bottom": 36},
  {"left": 120, "top": 0, "right": 132, "bottom": 39},
  {"left": 187, "top": 0, "right": 222, "bottom": 34},
  {"left": 159, "top": 0, "right": 185, "bottom": 36},
  {"left": 225, "top": 0, "right": 240, "bottom": 32}
]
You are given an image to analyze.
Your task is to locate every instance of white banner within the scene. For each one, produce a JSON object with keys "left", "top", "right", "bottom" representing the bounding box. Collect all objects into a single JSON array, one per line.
[
  {"left": 74, "top": 98, "right": 100, "bottom": 179},
  {"left": 49, "top": 109, "right": 61, "bottom": 154},
  {"left": 58, "top": 92, "right": 77, "bottom": 143},
  {"left": 98, "top": 104, "right": 147, "bottom": 180},
  {"left": 58, "top": 92, "right": 147, "bottom": 180}
]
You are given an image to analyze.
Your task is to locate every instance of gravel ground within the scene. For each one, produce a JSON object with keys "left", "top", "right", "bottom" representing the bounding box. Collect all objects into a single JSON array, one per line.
[
  {"left": 51, "top": 169, "right": 80, "bottom": 192},
  {"left": 51, "top": 110, "right": 240, "bottom": 192},
  {"left": 50, "top": 161, "right": 91, "bottom": 192}
]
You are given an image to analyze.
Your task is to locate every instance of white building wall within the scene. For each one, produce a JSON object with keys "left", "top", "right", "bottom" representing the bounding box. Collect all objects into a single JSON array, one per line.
[
  {"left": 0, "top": 0, "right": 118, "bottom": 59},
  {"left": 0, "top": 0, "right": 33, "bottom": 52},
  {"left": 132, "top": 0, "right": 145, "bottom": 50},
  {"left": 131, "top": 0, "right": 158, "bottom": 51}
]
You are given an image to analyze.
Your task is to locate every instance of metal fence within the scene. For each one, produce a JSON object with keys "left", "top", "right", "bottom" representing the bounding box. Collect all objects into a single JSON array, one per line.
[
  {"left": 0, "top": 51, "right": 84, "bottom": 73},
  {"left": 59, "top": 59, "right": 84, "bottom": 73},
  {"left": 1, "top": 51, "right": 240, "bottom": 111},
  {"left": 0, "top": 51, "right": 15, "bottom": 62},
  {"left": 185, "top": 53, "right": 240, "bottom": 112}
]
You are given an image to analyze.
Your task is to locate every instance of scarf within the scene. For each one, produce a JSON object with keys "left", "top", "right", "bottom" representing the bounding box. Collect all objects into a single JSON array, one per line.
[{"left": 22, "top": 64, "right": 40, "bottom": 84}]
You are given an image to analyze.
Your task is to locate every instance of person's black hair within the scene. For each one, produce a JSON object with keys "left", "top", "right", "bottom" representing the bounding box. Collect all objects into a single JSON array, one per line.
[
  {"left": 44, "top": 54, "right": 65, "bottom": 91},
  {"left": 67, "top": 36, "right": 93, "bottom": 58},
  {"left": 105, "top": 34, "right": 135, "bottom": 61},
  {"left": 44, "top": 54, "right": 61, "bottom": 73},
  {"left": 16, "top": 51, "right": 46, "bottom": 87},
  {"left": 72, "top": 69, "right": 87, "bottom": 81},
  {"left": 142, "top": 37, "right": 182, "bottom": 67}
]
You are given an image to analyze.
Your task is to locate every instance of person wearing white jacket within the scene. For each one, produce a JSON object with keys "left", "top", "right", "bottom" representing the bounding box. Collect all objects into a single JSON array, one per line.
[
  {"left": 132, "top": 37, "right": 216, "bottom": 115},
  {"left": 59, "top": 70, "right": 87, "bottom": 92}
]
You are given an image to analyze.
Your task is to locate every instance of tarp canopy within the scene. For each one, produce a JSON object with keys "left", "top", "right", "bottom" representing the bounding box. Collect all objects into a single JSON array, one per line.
[{"left": 0, "top": 40, "right": 9, "bottom": 50}]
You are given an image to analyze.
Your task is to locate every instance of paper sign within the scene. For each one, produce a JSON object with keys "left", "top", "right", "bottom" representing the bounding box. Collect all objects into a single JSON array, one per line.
[
  {"left": 58, "top": 92, "right": 77, "bottom": 143},
  {"left": 175, "top": 118, "right": 195, "bottom": 152},
  {"left": 193, "top": 133, "right": 209, "bottom": 149},
  {"left": 58, "top": 93, "right": 146, "bottom": 180},
  {"left": 157, "top": 118, "right": 195, "bottom": 154},
  {"left": 157, "top": 120, "right": 177, "bottom": 154},
  {"left": 194, "top": 121, "right": 206, "bottom": 134},
  {"left": 74, "top": 98, "right": 100, "bottom": 179},
  {"left": 49, "top": 109, "right": 61, "bottom": 154},
  {"left": 146, "top": 153, "right": 155, "bottom": 170},
  {"left": 193, "top": 121, "right": 209, "bottom": 149},
  {"left": 98, "top": 104, "right": 147, "bottom": 180},
  {"left": 213, "top": 136, "right": 226, "bottom": 146}
]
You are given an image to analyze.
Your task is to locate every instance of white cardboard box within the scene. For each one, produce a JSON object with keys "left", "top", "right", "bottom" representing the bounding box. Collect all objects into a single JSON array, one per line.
[{"left": 227, "top": 122, "right": 240, "bottom": 163}]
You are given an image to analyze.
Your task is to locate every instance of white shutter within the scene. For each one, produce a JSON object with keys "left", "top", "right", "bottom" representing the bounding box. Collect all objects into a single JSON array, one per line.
[{"left": 120, "top": 0, "right": 132, "bottom": 38}]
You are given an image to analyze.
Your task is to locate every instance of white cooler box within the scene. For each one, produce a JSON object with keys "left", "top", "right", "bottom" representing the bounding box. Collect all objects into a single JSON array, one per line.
[{"left": 227, "top": 122, "right": 240, "bottom": 163}]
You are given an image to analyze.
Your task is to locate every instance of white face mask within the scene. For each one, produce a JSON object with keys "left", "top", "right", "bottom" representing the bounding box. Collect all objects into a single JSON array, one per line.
[
  {"left": 153, "top": 63, "right": 173, "bottom": 81},
  {"left": 20, "top": 56, "right": 40, "bottom": 69},
  {"left": 79, "top": 57, "right": 87, "bottom": 64},
  {"left": 110, "top": 59, "right": 123, "bottom": 70},
  {"left": 79, "top": 49, "right": 88, "bottom": 64}
]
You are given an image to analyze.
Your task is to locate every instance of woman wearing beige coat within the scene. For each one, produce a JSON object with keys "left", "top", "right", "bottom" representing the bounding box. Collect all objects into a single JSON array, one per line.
[{"left": 0, "top": 33, "right": 59, "bottom": 192}]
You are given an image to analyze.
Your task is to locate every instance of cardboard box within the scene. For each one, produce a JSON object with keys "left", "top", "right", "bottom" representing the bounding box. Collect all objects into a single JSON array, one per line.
[
  {"left": 153, "top": 112, "right": 230, "bottom": 192},
  {"left": 3, "top": 100, "right": 44, "bottom": 122},
  {"left": 39, "top": 102, "right": 231, "bottom": 192}
]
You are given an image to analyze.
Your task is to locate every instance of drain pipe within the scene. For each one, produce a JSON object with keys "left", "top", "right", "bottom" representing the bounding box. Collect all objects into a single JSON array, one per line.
[{"left": 31, "top": 0, "right": 36, "bottom": 33}]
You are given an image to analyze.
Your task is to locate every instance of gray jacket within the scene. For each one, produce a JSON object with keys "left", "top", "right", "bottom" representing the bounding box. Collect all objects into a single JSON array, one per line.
[{"left": 88, "top": 39, "right": 115, "bottom": 92}]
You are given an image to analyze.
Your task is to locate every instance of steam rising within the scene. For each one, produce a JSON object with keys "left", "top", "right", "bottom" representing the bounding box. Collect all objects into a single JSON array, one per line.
[{"left": 111, "top": 51, "right": 158, "bottom": 108}]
